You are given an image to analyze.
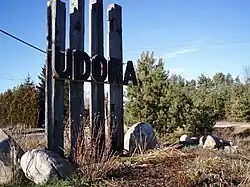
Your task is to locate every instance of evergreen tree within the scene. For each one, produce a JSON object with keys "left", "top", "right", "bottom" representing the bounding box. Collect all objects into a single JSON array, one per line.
[
  {"left": 197, "top": 74, "right": 213, "bottom": 88},
  {"left": 125, "top": 52, "right": 195, "bottom": 137},
  {"left": 226, "top": 85, "right": 250, "bottom": 122},
  {"left": 24, "top": 73, "right": 35, "bottom": 87},
  {"left": 36, "top": 64, "right": 70, "bottom": 127},
  {"left": 225, "top": 73, "right": 234, "bottom": 85},
  {"left": 125, "top": 52, "right": 169, "bottom": 133},
  {"left": 37, "top": 65, "right": 46, "bottom": 127}
]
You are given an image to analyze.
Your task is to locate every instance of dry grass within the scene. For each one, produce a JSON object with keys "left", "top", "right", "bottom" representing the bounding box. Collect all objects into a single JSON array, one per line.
[
  {"left": 4, "top": 126, "right": 46, "bottom": 152},
  {"left": 182, "top": 148, "right": 250, "bottom": 187},
  {"left": 70, "top": 116, "right": 120, "bottom": 181},
  {"left": 3, "top": 122, "right": 250, "bottom": 187},
  {"left": 105, "top": 141, "right": 250, "bottom": 187}
]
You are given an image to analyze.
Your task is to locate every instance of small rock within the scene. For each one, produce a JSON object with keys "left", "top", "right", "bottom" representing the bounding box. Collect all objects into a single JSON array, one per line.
[
  {"left": 124, "top": 122, "right": 157, "bottom": 154},
  {"left": 20, "top": 149, "right": 76, "bottom": 184},
  {"left": 179, "top": 134, "right": 199, "bottom": 146},
  {"left": 224, "top": 146, "right": 238, "bottom": 154}
]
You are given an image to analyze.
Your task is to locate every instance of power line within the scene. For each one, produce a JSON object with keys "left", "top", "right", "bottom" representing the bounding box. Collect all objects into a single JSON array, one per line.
[
  {"left": 2, "top": 28, "right": 250, "bottom": 56},
  {"left": 0, "top": 28, "right": 129, "bottom": 65},
  {"left": 0, "top": 75, "right": 25, "bottom": 81},
  {"left": 0, "top": 29, "right": 46, "bottom": 53},
  {"left": 0, "top": 75, "right": 15, "bottom": 81}
]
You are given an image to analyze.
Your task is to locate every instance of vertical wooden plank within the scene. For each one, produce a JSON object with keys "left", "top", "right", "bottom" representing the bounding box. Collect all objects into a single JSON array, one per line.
[
  {"left": 45, "top": 0, "right": 53, "bottom": 151},
  {"left": 69, "top": 0, "right": 85, "bottom": 159},
  {"left": 89, "top": 0, "right": 105, "bottom": 153},
  {"left": 46, "top": 0, "right": 66, "bottom": 156},
  {"left": 107, "top": 4, "right": 124, "bottom": 153}
]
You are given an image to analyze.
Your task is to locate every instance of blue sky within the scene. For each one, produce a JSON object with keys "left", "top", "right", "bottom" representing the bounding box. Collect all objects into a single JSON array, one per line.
[{"left": 0, "top": 0, "right": 250, "bottom": 93}]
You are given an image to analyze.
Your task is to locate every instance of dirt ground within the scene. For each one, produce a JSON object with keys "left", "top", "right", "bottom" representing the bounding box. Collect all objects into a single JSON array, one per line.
[
  {"left": 3, "top": 126, "right": 250, "bottom": 187},
  {"left": 103, "top": 148, "right": 199, "bottom": 187},
  {"left": 108, "top": 157, "right": 193, "bottom": 187}
]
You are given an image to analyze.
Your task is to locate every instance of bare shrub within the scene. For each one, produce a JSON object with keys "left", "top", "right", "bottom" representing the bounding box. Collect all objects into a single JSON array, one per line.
[{"left": 70, "top": 115, "right": 120, "bottom": 180}]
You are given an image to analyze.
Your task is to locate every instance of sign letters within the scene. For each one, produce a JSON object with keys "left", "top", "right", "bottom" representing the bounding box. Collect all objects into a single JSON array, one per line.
[{"left": 53, "top": 48, "right": 137, "bottom": 85}]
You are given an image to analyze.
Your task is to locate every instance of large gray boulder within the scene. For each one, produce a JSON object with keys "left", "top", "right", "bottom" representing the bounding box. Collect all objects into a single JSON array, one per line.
[
  {"left": 124, "top": 122, "right": 157, "bottom": 154},
  {"left": 0, "top": 160, "right": 15, "bottom": 184},
  {"left": 0, "top": 129, "right": 24, "bottom": 165},
  {"left": 20, "top": 149, "right": 76, "bottom": 184},
  {"left": 0, "top": 129, "right": 24, "bottom": 185}
]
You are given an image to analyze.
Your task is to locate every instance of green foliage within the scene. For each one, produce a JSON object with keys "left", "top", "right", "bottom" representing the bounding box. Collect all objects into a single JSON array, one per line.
[
  {"left": 226, "top": 85, "right": 250, "bottom": 122},
  {"left": 0, "top": 75, "right": 38, "bottom": 128},
  {"left": 5, "top": 174, "right": 104, "bottom": 187},
  {"left": 36, "top": 64, "right": 69, "bottom": 127},
  {"left": 1, "top": 50, "right": 250, "bottom": 139},
  {"left": 125, "top": 51, "right": 250, "bottom": 139},
  {"left": 37, "top": 65, "right": 45, "bottom": 108},
  {"left": 36, "top": 65, "right": 46, "bottom": 127},
  {"left": 124, "top": 52, "right": 169, "bottom": 132}
]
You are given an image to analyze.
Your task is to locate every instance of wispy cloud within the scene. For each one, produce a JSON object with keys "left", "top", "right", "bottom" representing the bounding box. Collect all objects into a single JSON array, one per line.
[
  {"left": 164, "top": 47, "right": 198, "bottom": 59},
  {"left": 168, "top": 68, "right": 186, "bottom": 76},
  {"left": 162, "top": 39, "right": 206, "bottom": 60}
]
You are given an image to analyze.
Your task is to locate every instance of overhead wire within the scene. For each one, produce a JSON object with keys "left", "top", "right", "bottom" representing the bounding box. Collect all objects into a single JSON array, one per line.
[
  {"left": 0, "top": 28, "right": 250, "bottom": 82},
  {"left": 0, "top": 29, "right": 46, "bottom": 53},
  {"left": 1, "top": 28, "right": 250, "bottom": 56}
]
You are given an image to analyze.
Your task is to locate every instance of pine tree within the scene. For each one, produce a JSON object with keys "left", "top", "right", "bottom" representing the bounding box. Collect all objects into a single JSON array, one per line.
[
  {"left": 36, "top": 64, "right": 70, "bottom": 127},
  {"left": 24, "top": 73, "right": 35, "bottom": 87},
  {"left": 37, "top": 65, "right": 46, "bottom": 127},
  {"left": 124, "top": 52, "right": 169, "bottom": 133}
]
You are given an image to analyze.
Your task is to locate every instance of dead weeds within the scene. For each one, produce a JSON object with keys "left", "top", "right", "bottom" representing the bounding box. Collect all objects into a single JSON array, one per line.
[{"left": 105, "top": 145, "right": 250, "bottom": 187}]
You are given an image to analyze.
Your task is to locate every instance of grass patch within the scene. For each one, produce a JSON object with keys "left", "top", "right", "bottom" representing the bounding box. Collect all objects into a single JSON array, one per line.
[{"left": 182, "top": 149, "right": 250, "bottom": 187}]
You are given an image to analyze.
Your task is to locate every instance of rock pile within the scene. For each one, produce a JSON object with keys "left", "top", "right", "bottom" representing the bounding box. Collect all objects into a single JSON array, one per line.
[{"left": 178, "top": 133, "right": 238, "bottom": 153}]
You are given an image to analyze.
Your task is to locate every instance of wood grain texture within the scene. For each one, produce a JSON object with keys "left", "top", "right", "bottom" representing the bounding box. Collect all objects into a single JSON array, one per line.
[
  {"left": 107, "top": 3, "right": 124, "bottom": 153},
  {"left": 69, "top": 0, "right": 85, "bottom": 159},
  {"left": 45, "top": 0, "right": 66, "bottom": 156}
]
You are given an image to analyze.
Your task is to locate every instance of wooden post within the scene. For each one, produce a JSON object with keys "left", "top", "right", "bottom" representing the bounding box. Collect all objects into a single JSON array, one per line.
[
  {"left": 89, "top": 0, "right": 105, "bottom": 154},
  {"left": 45, "top": 0, "right": 53, "bottom": 152},
  {"left": 69, "top": 0, "right": 85, "bottom": 159},
  {"left": 107, "top": 4, "right": 124, "bottom": 153},
  {"left": 45, "top": 0, "right": 66, "bottom": 156}
]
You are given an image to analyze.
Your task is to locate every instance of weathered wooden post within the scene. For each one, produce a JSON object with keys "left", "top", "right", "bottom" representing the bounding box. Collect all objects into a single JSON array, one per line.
[
  {"left": 45, "top": 0, "right": 66, "bottom": 156},
  {"left": 69, "top": 0, "right": 85, "bottom": 159},
  {"left": 89, "top": 0, "right": 105, "bottom": 153},
  {"left": 107, "top": 4, "right": 124, "bottom": 153},
  {"left": 45, "top": 0, "right": 137, "bottom": 159}
]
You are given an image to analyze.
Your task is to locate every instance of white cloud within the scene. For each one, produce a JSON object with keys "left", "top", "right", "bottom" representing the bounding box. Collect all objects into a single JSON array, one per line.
[
  {"left": 164, "top": 47, "right": 198, "bottom": 59},
  {"left": 162, "top": 39, "right": 206, "bottom": 60}
]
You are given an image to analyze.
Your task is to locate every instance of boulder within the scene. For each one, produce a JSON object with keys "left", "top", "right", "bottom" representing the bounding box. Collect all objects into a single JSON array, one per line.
[
  {"left": 0, "top": 160, "right": 16, "bottom": 184},
  {"left": 124, "top": 122, "right": 157, "bottom": 154},
  {"left": 224, "top": 145, "right": 238, "bottom": 154},
  {"left": 0, "top": 129, "right": 24, "bottom": 166},
  {"left": 0, "top": 129, "right": 9, "bottom": 151},
  {"left": 199, "top": 136, "right": 205, "bottom": 147},
  {"left": 200, "top": 135, "right": 229, "bottom": 149},
  {"left": 0, "top": 129, "right": 24, "bottom": 185},
  {"left": 179, "top": 134, "right": 199, "bottom": 146},
  {"left": 20, "top": 149, "right": 76, "bottom": 184}
]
